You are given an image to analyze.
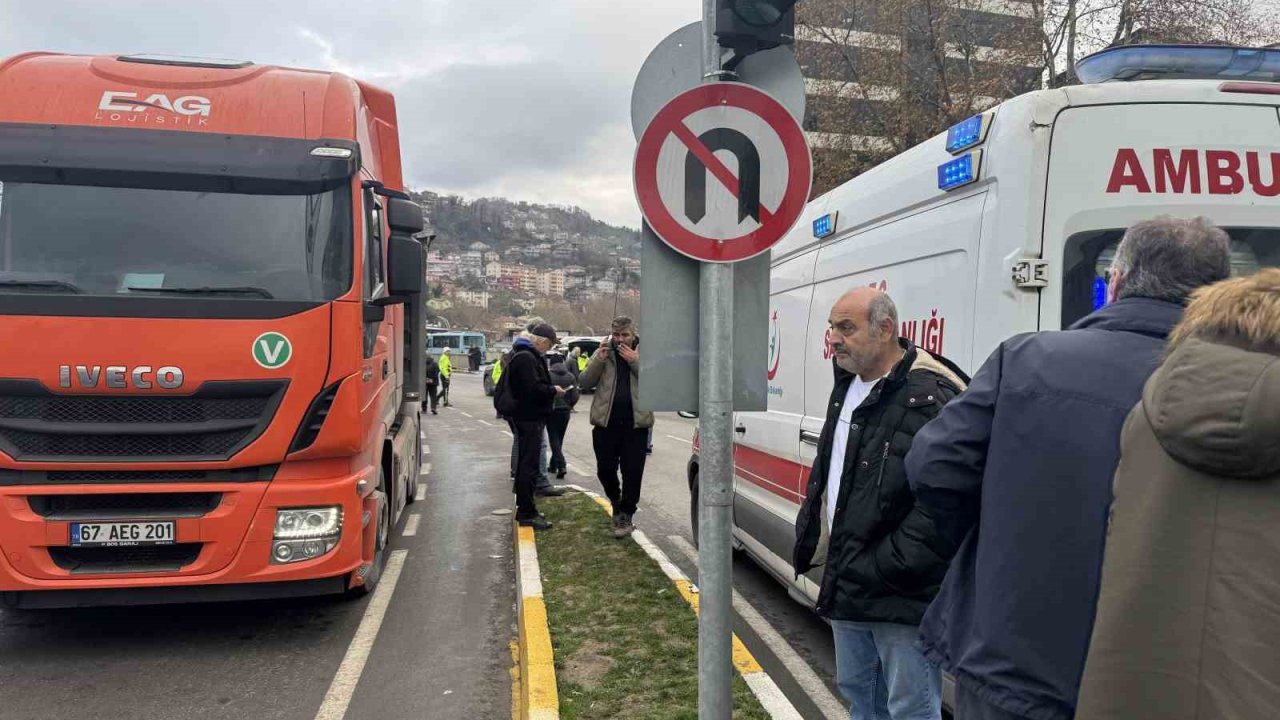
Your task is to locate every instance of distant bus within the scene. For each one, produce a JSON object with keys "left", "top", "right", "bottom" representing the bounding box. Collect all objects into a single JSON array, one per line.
[{"left": 426, "top": 331, "right": 487, "bottom": 358}]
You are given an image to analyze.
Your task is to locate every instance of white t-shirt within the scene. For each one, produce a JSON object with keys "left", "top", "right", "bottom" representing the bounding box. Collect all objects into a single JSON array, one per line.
[{"left": 826, "top": 375, "right": 881, "bottom": 533}]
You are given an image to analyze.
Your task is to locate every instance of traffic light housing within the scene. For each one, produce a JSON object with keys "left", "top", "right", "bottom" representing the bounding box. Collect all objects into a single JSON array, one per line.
[{"left": 715, "top": 0, "right": 798, "bottom": 55}]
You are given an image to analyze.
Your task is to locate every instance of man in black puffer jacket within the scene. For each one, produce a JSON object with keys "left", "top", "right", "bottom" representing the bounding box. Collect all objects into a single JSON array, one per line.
[
  {"left": 500, "top": 323, "right": 565, "bottom": 530},
  {"left": 793, "top": 288, "right": 967, "bottom": 720}
]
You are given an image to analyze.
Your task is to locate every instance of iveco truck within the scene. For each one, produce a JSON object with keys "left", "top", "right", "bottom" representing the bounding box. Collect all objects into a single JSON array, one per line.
[{"left": 0, "top": 52, "right": 427, "bottom": 607}]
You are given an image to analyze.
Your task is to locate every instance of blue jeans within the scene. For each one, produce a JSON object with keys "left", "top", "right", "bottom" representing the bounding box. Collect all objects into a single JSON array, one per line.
[{"left": 830, "top": 620, "right": 941, "bottom": 720}]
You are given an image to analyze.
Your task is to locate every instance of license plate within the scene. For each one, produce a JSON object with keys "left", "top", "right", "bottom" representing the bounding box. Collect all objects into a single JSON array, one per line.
[{"left": 69, "top": 521, "right": 176, "bottom": 547}]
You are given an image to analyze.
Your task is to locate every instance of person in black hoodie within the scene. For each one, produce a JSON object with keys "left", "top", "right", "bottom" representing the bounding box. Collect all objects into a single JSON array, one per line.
[
  {"left": 545, "top": 351, "right": 579, "bottom": 479},
  {"left": 424, "top": 353, "right": 440, "bottom": 414},
  {"left": 500, "top": 323, "right": 564, "bottom": 530}
]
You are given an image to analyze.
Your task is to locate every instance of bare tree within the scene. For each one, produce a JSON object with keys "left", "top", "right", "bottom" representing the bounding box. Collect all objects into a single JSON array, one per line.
[
  {"left": 797, "top": 0, "right": 1040, "bottom": 193},
  {"left": 799, "top": 0, "right": 1278, "bottom": 193}
]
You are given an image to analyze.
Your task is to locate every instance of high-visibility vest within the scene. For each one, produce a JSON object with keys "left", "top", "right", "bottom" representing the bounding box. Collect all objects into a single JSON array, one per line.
[
  {"left": 577, "top": 355, "right": 588, "bottom": 372},
  {"left": 439, "top": 353, "right": 452, "bottom": 378},
  {"left": 491, "top": 360, "right": 503, "bottom": 384}
]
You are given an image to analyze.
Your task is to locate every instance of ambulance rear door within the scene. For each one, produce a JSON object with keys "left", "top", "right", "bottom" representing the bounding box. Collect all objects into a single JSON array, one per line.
[{"left": 1043, "top": 100, "right": 1280, "bottom": 329}]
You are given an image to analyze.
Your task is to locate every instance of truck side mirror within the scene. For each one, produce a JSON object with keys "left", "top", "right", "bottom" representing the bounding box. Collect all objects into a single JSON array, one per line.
[
  {"left": 386, "top": 197, "right": 425, "bottom": 234},
  {"left": 385, "top": 235, "right": 424, "bottom": 299}
]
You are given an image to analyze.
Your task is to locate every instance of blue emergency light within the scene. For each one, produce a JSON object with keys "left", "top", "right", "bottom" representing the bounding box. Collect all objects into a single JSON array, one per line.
[
  {"left": 937, "top": 151, "right": 982, "bottom": 191},
  {"left": 1093, "top": 276, "right": 1108, "bottom": 311},
  {"left": 1076, "top": 44, "right": 1280, "bottom": 84},
  {"left": 945, "top": 112, "right": 993, "bottom": 154},
  {"left": 812, "top": 211, "right": 838, "bottom": 239}
]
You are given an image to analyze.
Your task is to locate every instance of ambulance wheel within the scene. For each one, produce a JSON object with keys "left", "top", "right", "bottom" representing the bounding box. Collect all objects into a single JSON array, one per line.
[
  {"left": 346, "top": 468, "right": 389, "bottom": 599},
  {"left": 689, "top": 466, "right": 700, "bottom": 549}
]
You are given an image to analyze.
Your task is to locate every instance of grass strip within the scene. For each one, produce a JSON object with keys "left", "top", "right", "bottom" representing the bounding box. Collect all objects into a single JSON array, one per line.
[{"left": 535, "top": 492, "right": 770, "bottom": 720}]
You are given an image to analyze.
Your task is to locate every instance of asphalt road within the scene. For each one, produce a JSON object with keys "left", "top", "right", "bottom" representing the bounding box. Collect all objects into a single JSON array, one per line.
[{"left": 0, "top": 371, "right": 844, "bottom": 720}]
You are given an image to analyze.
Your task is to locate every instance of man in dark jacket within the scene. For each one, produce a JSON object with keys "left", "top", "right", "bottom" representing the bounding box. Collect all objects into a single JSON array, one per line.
[
  {"left": 503, "top": 322, "right": 565, "bottom": 530},
  {"left": 793, "top": 288, "right": 967, "bottom": 720},
  {"left": 905, "top": 216, "right": 1232, "bottom": 720},
  {"left": 424, "top": 353, "right": 440, "bottom": 415}
]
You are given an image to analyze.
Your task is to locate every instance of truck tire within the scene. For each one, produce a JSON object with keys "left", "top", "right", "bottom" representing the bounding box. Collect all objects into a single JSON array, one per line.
[
  {"left": 406, "top": 434, "right": 420, "bottom": 505},
  {"left": 346, "top": 468, "right": 389, "bottom": 599}
]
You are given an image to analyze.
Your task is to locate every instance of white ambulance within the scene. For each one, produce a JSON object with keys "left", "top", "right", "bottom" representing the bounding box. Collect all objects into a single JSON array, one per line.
[{"left": 686, "top": 45, "right": 1280, "bottom": 608}]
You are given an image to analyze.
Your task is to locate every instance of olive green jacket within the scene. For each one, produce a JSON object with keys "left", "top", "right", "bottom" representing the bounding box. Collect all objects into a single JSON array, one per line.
[{"left": 578, "top": 348, "right": 654, "bottom": 430}]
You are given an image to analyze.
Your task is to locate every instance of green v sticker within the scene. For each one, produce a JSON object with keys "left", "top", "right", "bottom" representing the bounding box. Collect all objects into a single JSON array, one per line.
[{"left": 253, "top": 332, "right": 293, "bottom": 369}]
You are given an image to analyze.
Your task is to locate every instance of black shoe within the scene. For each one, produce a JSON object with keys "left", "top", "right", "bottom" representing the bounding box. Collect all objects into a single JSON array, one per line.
[
  {"left": 535, "top": 486, "right": 566, "bottom": 497},
  {"left": 646, "top": 446, "right": 653, "bottom": 455},
  {"left": 556, "top": 469, "right": 567, "bottom": 479},
  {"left": 613, "top": 513, "right": 634, "bottom": 539},
  {"left": 431, "top": 409, "right": 438, "bottom": 415},
  {"left": 518, "top": 514, "right": 552, "bottom": 530}
]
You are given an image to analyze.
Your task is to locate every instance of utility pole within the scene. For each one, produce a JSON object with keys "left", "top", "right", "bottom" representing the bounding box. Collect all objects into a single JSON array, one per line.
[{"left": 697, "top": 0, "right": 735, "bottom": 717}]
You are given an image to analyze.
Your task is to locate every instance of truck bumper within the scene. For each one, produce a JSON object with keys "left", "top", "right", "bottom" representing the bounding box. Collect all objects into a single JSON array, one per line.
[{"left": 0, "top": 464, "right": 376, "bottom": 602}]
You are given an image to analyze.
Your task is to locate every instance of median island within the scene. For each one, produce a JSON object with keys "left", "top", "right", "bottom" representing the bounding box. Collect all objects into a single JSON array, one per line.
[{"left": 535, "top": 491, "right": 769, "bottom": 719}]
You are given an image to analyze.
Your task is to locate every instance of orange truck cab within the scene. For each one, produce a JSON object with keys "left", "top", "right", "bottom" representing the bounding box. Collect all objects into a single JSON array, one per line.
[{"left": 0, "top": 53, "right": 428, "bottom": 607}]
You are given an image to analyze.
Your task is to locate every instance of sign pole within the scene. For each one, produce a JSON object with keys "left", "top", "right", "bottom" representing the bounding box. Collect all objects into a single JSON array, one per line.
[{"left": 698, "top": 0, "right": 735, "bottom": 717}]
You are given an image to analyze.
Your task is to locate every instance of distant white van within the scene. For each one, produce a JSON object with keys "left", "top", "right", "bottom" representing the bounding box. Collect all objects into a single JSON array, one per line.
[{"left": 687, "top": 46, "right": 1280, "bottom": 610}]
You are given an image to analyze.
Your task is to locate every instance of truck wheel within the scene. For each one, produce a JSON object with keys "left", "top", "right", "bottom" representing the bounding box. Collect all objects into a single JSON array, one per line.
[
  {"left": 406, "top": 434, "right": 420, "bottom": 505},
  {"left": 346, "top": 469, "right": 389, "bottom": 599}
]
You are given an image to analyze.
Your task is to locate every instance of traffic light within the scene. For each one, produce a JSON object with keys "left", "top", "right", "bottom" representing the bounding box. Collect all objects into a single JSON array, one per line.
[{"left": 715, "top": 0, "right": 798, "bottom": 56}]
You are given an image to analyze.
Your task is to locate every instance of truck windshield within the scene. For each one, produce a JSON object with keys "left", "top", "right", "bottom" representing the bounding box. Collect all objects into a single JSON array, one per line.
[{"left": 0, "top": 179, "right": 352, "bottom": 301}]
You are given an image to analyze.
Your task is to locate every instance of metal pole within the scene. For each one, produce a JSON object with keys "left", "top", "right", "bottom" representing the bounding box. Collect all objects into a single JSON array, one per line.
[{"left": 698, "top": 1, "right": 735, "bottom": 718}]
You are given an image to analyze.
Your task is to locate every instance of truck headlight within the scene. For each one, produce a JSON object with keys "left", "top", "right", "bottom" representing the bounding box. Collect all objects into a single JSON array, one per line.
[{"left": 272, "top": 506, "right": 342, "bottom": 564}]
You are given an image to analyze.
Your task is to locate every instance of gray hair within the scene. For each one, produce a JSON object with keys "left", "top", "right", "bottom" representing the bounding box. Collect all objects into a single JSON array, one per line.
[
  {"left": 1112, "top": 216, "right": 1231, "bottom": 304},
  {"left": 868, "top": 293, "right": 899, "bottom": 336},
  {"left": 611, "top": 316, "right": 635, "bottom": 333}
]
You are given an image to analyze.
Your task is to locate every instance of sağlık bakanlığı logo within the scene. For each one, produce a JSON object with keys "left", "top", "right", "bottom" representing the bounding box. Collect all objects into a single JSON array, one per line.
[{"left": 767, "top": 310, "right": 783, "bottom": 398}]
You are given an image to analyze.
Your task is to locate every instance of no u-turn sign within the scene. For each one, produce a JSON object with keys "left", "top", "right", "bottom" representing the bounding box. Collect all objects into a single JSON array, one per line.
[{"left": 634, "top": 82, "right": 812, "bottom": 263}]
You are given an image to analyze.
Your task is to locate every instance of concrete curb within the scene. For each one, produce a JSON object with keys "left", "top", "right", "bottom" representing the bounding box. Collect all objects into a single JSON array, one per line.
[
  {"left": 514, "top": 523, "right": 560, "bottom": 720},
  {"left": 564, "top": 485, "right": 804, "bottom": 720}
]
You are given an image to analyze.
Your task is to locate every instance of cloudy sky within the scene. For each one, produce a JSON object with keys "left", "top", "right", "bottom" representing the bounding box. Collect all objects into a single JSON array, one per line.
[{"left": 0, "top": 0, "right": 699, "bottom": 227}]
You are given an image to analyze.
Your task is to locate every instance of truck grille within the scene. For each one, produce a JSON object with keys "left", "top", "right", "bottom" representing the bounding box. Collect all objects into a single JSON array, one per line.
[
  {"left": 0, "top": 379, "right": 287, "bottom": 462},
  {"left": 48, "top": 544, "right": 202, "bottom": 574},
  {"left": 29, "top": 492, "right": 222, "bottom": 520}
]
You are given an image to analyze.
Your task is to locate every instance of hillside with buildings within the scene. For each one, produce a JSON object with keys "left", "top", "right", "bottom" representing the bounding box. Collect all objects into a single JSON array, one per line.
[{"left": 408, "top": 190, "right": 641, "bottom": 337}]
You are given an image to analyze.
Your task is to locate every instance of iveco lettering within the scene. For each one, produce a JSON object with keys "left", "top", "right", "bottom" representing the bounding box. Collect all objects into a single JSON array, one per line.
[{"left": 58, "top": 364, "right": 185, "bottom": 390}]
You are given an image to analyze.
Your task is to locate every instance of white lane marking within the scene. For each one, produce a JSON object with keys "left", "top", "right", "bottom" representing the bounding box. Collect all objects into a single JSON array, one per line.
[
  {"left": 668, "top": 535, "right": 846, "bottom": 720},
  {"left": 743, "top": 673, "right": 805, "bottom": 720},
  {"left": 420, "top": 462, "right": 432, "bottom": 476},
  {"left": 501, "top": 430, "right": 514, "bottom": 438},
  {"left": 460, "top": 411, "right": 474, "bottom": 418},
  {"left": 402, "top": 514, "right": 422, "bottom": 537},
  {"left": 422, "top": 443, "right": 431, "bottom": 455},
  {"left": 313, "top": 549, "right": 410, "bottom": 720},
  {"left": 477, "top": 420, "right": 494, "bottom": 427},
  {"left": 414, "top": 484, "right": 426, "bottom": 502},
  {"left": 666, "top": 434, "right": 693, "bottom": 445},
  {"left": 566, "top": 463, "right": 588, "bottom": 477}
]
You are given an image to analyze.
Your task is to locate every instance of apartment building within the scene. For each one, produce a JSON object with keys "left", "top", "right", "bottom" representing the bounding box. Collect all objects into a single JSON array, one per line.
[{"left": 795, "top": 0, "right": 1041, "bottom": 193}]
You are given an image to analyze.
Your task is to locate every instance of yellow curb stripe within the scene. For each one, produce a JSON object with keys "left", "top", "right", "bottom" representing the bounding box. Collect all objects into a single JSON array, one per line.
[
  {"left": 673, "top": 578, "right": 764, "bottom": 674},
  {"left": 514, "top": 522, "right": 559, "bottom": 719}
]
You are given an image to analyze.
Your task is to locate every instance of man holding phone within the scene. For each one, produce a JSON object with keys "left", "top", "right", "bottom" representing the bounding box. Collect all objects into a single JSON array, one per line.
[{"left": 579, "top": 316, "right": 654, "bottom": 538}]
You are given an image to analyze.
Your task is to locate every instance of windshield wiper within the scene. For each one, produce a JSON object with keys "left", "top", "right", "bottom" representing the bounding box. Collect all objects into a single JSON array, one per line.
[
  {"left": 0, "top": 279, "right": 83, "bottom": 294},
  {"left": 126, "top": 285, "right": 275, "bottom": 299}
]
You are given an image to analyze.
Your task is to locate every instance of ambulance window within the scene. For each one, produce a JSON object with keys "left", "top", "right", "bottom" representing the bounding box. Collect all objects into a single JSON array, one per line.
[{"left": 1061, "top": 228, "right": 1280, "bottom": 327}]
